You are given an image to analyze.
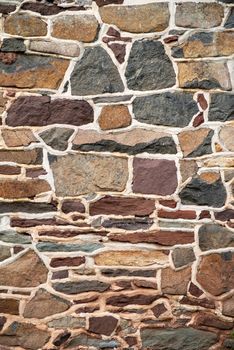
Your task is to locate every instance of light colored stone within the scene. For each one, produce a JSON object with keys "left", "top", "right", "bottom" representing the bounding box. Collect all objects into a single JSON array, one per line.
[
  {"left": 178, "top": 128, "right": 212, "bottom": 157},
  {"left": 219, "top": 124, "right": 234, "bottom": 151},
  {"left": 29, "top": 40, "right": 80, "bottom": 57},
  {"left": 0, "top": 179, "right": 51, "bottom": 199},
  {"left": 2, "top": 128, "right": 37, "bottom": 147},
  {"left": 161, "top": 266, "right": 191, "bottom": 294}
]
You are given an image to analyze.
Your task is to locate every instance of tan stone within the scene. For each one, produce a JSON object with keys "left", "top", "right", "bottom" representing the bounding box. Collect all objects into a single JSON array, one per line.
[
  {"left": 202, "top": 157, "right": 234, "bottom": 168},
  {"left": 0, "top": 149, "right": 42, "bottom": 165},
  {"left": 0, "top": 179, "right": 50, "bottom": 199},
  {"left": 29, "top": 39, "right": 80, "bottom": 57},
  {"left": 161, "top": 266, "right": 191, "bottom": 294},
  {"left": 180, "top": 159, "right": 198, "bottom": 183},
  {"left": 94, "top": 250, "right": 168, "bottom": 266},
  {"left": 4, "top": 14, "right": 47, "bottom": 37},
  {"left": 219, "top": 124, "right": 234, "bottom": 152},
  {"left": 2, "top": 128, "right": 37, "bottom": 147},
  {"left": 52, "top": 14, "right": 99, "bottom": 42},
  {"left": 178, "top": 61, "right": 231, "bottom": 91},
  {"left": 98, "top": 105, "right": 131, "bottom": 130},
  {"left": 179, "top": 128, "right": 211, "bottom": 157},
  {"left": 199, "top": 172, "right": 220, "bottom": 184},
  {"left": 0, "top": 299, "right": 19, "bottom": 315},
  {"left": 100, "top": 3, "right": 169, "bottom": 33}
]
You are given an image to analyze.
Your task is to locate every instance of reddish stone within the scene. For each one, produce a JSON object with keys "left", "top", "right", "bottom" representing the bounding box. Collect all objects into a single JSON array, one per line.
[
  {"left": 193, "top": 112, "right": 204, "bottom": 127},
  {"left": 11, "top": 218, "right": 59, "bottom": 227},
  {"left": 88, "top": 315, "right": 118, "bottom": 336},
  {"left": 0, "top": 52, "right": 17, "bottom": 65},
  {"left": 159, "top": 199, "right": 177, "bottom": 208},
  {"left": 52, "top": 271, "right": 68, "bottom": 280},
  {"left": 106, "top": 27, "right": 121, "bottom": 38},
  {"left": 0, "top": 4, "right": 16, "bottom": 14},
  {"left": 180, "top": 296, "right": 215, "bottom": 309},
  {"left": 163, "top": 35, "right": 179, "bottom": 43},
  {"left": 106, "top": 294, "right": 159, "bottom": 306},
  {"left": 158, "top": 209, "right": 196, "bottom": 220},
  {"left": 61, "top": 199, "right": 85, "bottom": 214},
  {"left": 26, "top": 168, "right": 47, "bottom": 178},
  {"left": 108, "top": 43, "right": 126, "bottom": 63},
  {"left": 161, "top": 267, "right": 191, "bottom": 294},
  {"left": 133, "top": 280, "right": 158, "bottom": 289},
  {"left": 189, "top": 282, "right": 204, "bottom": 297},
  {"left": 38, "top": 230, "right": 79, "bottom": 238},
  {"left": 197, "top": 94, "right": 208, "bottom": 110},
  {"left": 50, "top": 257, "right": 85, "bottom": 268},
  {"left": 152, "top": 303, "right": 167, "bottom": 317},
  {"left": 199, "top": 210, "right": 211, "bottom": 219},
  {"left": 215, "top": 209, "right": 234, "bottom": 221},
  {"left": 0, "top": 165, "right": 21, "bottom": 175},
  {"left": 132, "top": 158, "right": 178, "bottom": 195},
  {"left": 21, "top": 2, "right": 82, "bottom": 15},
  {"left": 75, "top": 306, "right": 99, "bottom": 313},
  {"left": 193, "top": 312, "right": 233, "bottom": 330},
  {"left": 125, "top": 336, "right": 137, "bottom": 346},
  {"left": 13, "top": 246, "right": 25, "bottom": 254},
  {"left": 95, "top": 0, "right": 123, "bottom": 6}
]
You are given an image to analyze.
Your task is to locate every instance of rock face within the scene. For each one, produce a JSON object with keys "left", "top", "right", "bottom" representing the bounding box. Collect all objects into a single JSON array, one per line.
[
  {"left": 178, "top": 129, "right": 213, "bottom": 157},
  {"left": 208, "top": 93, "right": 234, "bottom": 121},
  {"left": 198, "top": 224, "right": 234, "bottom": 251},
  {"left": 161, "top": 267, "right": 191, "bottom": 294},
  {"left": 4, "top": 13, "right": 47, "bottom": 36},
  {"left": 0, "top": 179, "right": 50, "bottom": 199},
  {"left": 39, "top": 127, "right": 74, "bottom": 151}
]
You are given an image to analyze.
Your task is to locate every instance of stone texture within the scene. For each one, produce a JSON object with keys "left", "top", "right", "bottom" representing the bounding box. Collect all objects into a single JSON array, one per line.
[
  {"left": 161, "top": 267, "right": 191, "bottom": 294},
  {"left": 0, "top": 230, "right": 31, "bottom": 244},
  {"left": 178, "top": 128, "right": 213, "bottom": 157},
  {"left": 0, "top": 250, "right": 48, "bottom": 288},
  {"left": 98, "top": 105, "right": 131, "bottom": 130},
  {"left": 196, "top": 252, "right": 234, "bottom": 296},
  {"left": 39, "top": 127, "right": 74, "bottom": 151},
  {"left": 106, "top": 293, "right": 159, "bottom": 306},
  {"left": 63, "top": 334, "right": 119, "bottom": 349},
  {"left": 209, "top": 93, "right": 234, "bottom": 122},
  {"left": 53, "top": 280, "right": 110, "bottom": 294},
  {"left": 0, "top": 179, "right": 50, "bottom": 199},
  {"left": 172, "top": 247, "right": 195, "bottom": 268},
  {"left": 133, "top": 92, "right": 198, "bottom": 127},
  {"left": 102, "top": 217, "right": 154, "bottom": 231},
  {"left": 1, "top": 38, "right": 26, "bottom": 52},
  {"left": 95, "top": 0, "right": 123, "bottom": 6},
  {"left": 29, "top": 39, "right": 80, "bottom": 57},
  {"left": 222, "top": 295, "right": 234, "bottom": 317},
  {"left": 108, "top": 42, "right": 126, "bottom": 64},
  {"left": 61, "top": 199, "right": 85, "bottom": 214},
  {"left": 70, "top": 46, "right": 124, "bottom": 95},
  {"left": 88, "top": 316, "right": 118, "bottom": 336},
  {"left": 2, "top": 128, "right": 37, "bottom": 147},
  {"left": 198, "top": 224, "right": 234, "bottom": 251},
  {"left": 48, "top": 316, "right": 85, "bottom": 329},
  {"left": 125, "top": 40, "right": 175, "bottom": 91},
  {"left": 225, "top": 8, "right": 234, "bottom": 29},
  {"left": 50, "top": 153, "right": 128, "bottom": 196},
  {"left": 0, "top": 245, "right": 11, "bottom": 261},
  {"left": 0, "top": 201, "right": 57, "bottom": 213},
  {"left": 4, "top": 13, "right": 47, "bottom": 37},
  {"left": 132, "top": 158, "right": 178, "bottom": 195},
  {"left": 219, "top": 124, "right": 234, "bottom": 151},
  {"left": 20, "top": 1, "right": 86, "bottom": 15},
  {"left": 50, "top": 257, "right": 85, "bottom": 268},
  {"left": 0, "top": 298, "right": 19, "bottom": 315},
  {"left": 100, "top": 3, "right": 169, "bottom": 33},
  {"left": 37, "top": 242, "right": 103, "bottom": 253},
  {"left": 0, "top": 149, "right": 42, "bottom": 165},
  {"left": 194, "top": 312, "right": 233, "bottom": 330}
]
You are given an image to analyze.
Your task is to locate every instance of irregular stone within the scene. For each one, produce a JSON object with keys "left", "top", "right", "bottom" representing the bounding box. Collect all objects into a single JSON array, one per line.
[
  {"left": 0, "top": 149, "right": 42, "bottom": 165},
  {"left": 179, "top": 173, "right": 227, "bottom": 207},
  {"left": 0, "top": 250, "right": 48, "bottom": 288},
  {"left": 61, "top": 199, "right": 85, "bottom": 214},
  {"left": 70, "top": 46, "right": 124, "bottom": 95},
  {"left": 20, "top": 1, "right": 87, "bottom": 15},
  {"left": 0, "top": 3, "right": 16, "bottom": 14},
  {"left": 0, "top": 54, "right": 68, "bottom": 89},
  {"left": 180, "top": 160, "right": 198, "bottom": 183},
  {"left": 133, "top": 92, "right": 198, "bottom": 127},
  {"left": 196, "top": 252, "right": 234, "bottom": 296},
  {"left": 52, "top": 271, "right": 68, "bottom": 280},
  {"left": 48, "top": 316, "right": 85, "bottom": 329},
  {"left": 0, "top": 245, "right": 11, "bottom": 261},
  {"left": 193, "top": 112, "right": 204, "bottom": 127},
  {"left": 98, "top": 104, "right": 131, "bottom": 130},
  {"left": 215, "top": 209, "right": 234, "bottom": 221},
  {"left": 209, "top": 93, "right": 234, "bottom": 122},
  {"left": 0, "top": 179, "right": 50, "bottom": 199},
  {"left": 95, "top": 0, "right": 123, "bottom": 6},
  {"left": 101, "top": 268, "right": 156, "bottom": 278},
  {"left": 132, "top": 158, "right": 178, "bottom": 195},
  {"left": 90, "top": 196, "right": 155, "bottom": 216},
  {"left": 219, "top": 124, "right": 234, "bottom": 151},
  {"left": 197, "top": 94, "right": 208, "bottom": 110},
  {"left": 108, "top": 43, "right": 126, "bottom": 64},
  {"left": 0, "top": 201, "right": 57, "bottom": 213},
  {"left": 29, "top": 39, "right": 80, "bottom": 57},
  {"left": 0, "top": 322, "right": 50, "bottom": 350},
  {"left": 53, "top": 331, "right": 71, "bottom": 347},
  {"left": 172, "top": 247, "right": 195, "bottom": 268},
  {"left": 64, "top": 334, "right": 119, "bottom": 349},
  {"left": 181, "top": 296, "right": 215, "bottom": 309},
  {"left": 2, "top": 128, "right": 37, "bottom": 147},
  {"left": 88, "top": 316, "right": 118, "bottom": 336},
  {"left": 152, "top": 303, "right": 168, "bottom": 318},
  {"left": 158, "top": 209, "right": 196, "bottom": 220},
  {"left": 100, "top": 3, "right": 169, "bottom": 33},
  {"left": 102, "top": 217, "right": 153, "bottom": 230},
  {"left": 106, "top": 293, "right": 159, "bottom": 306},
  {"left": 23, "top": 289, "right": 70, "bottom": 319},
  {"left": 52, "top": 14, "right": 99, "bottom": 42},
  {"left": 7, "top": 96, "right": 94, "bottom": 127},
  {"left": 1, "top": 38, "right": 26, "bottom": 52},
  {"left": 4, "top": 13, "right": 47, "bottom": 37},
  {"left": 202, "top": 156, "right": 234, "bottom": 168},
  {"left": 194, "top": 312, "right": 233, "bottom": 330},
  {"left": 93, "top": 95, "right": 132, "bottom": 104},
  {"left": 161, "top": 267, "right": 191, "bottom": 294},
  {"left": 225, "top": 8, "right": 234, "bottom": 29},
  {"left": 50, "top": 257, "right": 85, "bottom": 268},
  {"left": 0, "top": 229, "right": 31, "bottom": 244},
  {"left": 175, "top": 3, "right": 224, "bottom": 28},
  {"left": 39, "top": 127, "right": 74, "bottom": 151},
  {"left": 179, "top": 128, "right": 213, "bottom": 157},
  {"left": 198, "top": 224, "right": 234, "bottom": 251},
  {"left": 0, "top": 298, "right": 19, "bottom": 315},
  {"left": 53, "top": 280, "right": 110, "bottom": 294},
  {"left": 50, "top": 153, "right": 128, "bottom": 196},
  {"left": 94, "top": 250, "right": 168, "bottom": 266},
  {"left": 141, "top": 327, "right": 218, "bottom": 350},
  {"left": 37, "top": 242, "right": 103, "bottom": 253},
  {"left": 222, "top": 295, "right": 234, "bottom": 317}
]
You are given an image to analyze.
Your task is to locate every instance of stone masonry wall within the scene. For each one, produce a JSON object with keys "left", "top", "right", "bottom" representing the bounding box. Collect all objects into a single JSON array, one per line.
[{"left": 0, "top": 0, "right": 233, "bottom": 349}]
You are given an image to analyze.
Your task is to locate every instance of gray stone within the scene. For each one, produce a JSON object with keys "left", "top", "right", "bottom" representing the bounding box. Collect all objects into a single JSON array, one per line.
[
  {"left": 125, "top": 40, "right": 175, "bottom": 91},
  {"left": 198, "top": 224, "right": 234, "bottom": 251},
  {"left": 65, "top": 334, "right": 119, "bottom": 349},
  {"left": 172, "top": 247, "right": 195, "bottom": 268},
  {"left": 48, "top": 316, "right": 85, "bottom": 329},
  {"left": 36, "top": 242, "right": 103, "bottom": 253},
  {"left": 208, "top": 93, "right": 234, "bottom": 122},
  {"left": 29, "top": 40, "right": 80, "bottom": 57},
  {"left": 225, "top": 8, "right": 234, "bottom": 29},
  {"left": 133, "top": 92, "right": 199, "bottom": 127},
  {"left": 53, "top": 280, "right": 110, "bottom": 294},
  {"left": 1, "top": 38, "right": 26, "bottom": 52},
  {"left": 71, "top": 46, "right": 124, "bottom": 95},
  {"left": 102, "top": 217, "right": 154, "bottom": 230},
  {"left": 0, "top": 230, "right": 31, "bottom": 244},
  {"left": 0, "top": 245, "right": 11, "bottom": 261},
  {"left": 39, "top": 127, "right": 74, "bottom": 151}
]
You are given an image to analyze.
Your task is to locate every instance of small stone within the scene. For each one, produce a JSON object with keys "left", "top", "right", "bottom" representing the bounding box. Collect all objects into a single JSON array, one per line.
[
  {"left": 180, "top": 159, "right": 198, "bottom": 183},
  {"left": 52, "top": 14, "right": 99, "bottom": 42},
  {"left": 52, "top": 270, "right": 68, "bottom": 280},
  {"left": 20, "top": 1, "right": 86, "bottom": 15},
  {"left": 2, "top": 128, "right": 37, "bottom": 147},
  {"left": 132, "top": 158, "right": 178, "bottom": 195},
  {"left": 198, "top": 224, "right": 234, "bottom": 251},
  {"left": 98, "top": 105, "right": 131, "bottom": 130},
  {"left": 1, "top": 38, "right": 26, "bottom": 52},
  {"left": 106, "top": 293, "right": 159, "bottom": 307},
  {"left": 100, "top": 3, "right": 169, "bottom": 33},
  {"left": 215, "top": 209, "right": 234, "bottom": 221},
  {"left": 101, "top": 268, "right": 155, "bottom": 278},
  {"left": 53, "top": 331, "right": 71, "bottom": 347},
  {"left": 0, "top": 149, "right": 42, "bottom": 165},
  {"left": 178, "top": 61, "right": 231, "bottom": 91},
  {"left": 194, "top": 312, "right": 233, "bottom": 330},
  {"left": 0, "top": 201, "right": 57, "bottom": 214},
  {"left": 95, "top": 0, "right": 123, "bottom": 6},
  {"left": 108, "top": 43, "right": 126, "bottom": 64},
  {"left": 29, "top": 39, "right": 80, "bottom": 57},
  {"left": 225, "top": 8, "right": 234, "bottom": 29},
  {"left": 0, "top": 3, "right": 16, "bottom": 14},
  {"left": 172, "top": 247, "right": 195, "bottom": 268},
  {"left": 152, "top": 303, "right": 168, "bottom": 318},
  {"left": 161, "top": 266, "right": 191, "bottom": 294},
  {"left": 178, "top": 128, "right": 213, "bottom": 157},
  {"left": 88, "top": 316, "right": 118, "bottom": 336},
  {"left": 39, "top": 127, "right": 74, "bottom": 151},
  {"left": 0, "top": 298, "right": 19, "bottom": 315},
  {"left": 209, "top": 93, "right": 234, "bottom": 122},
  {"left": 63, "top": 334, "right": 119, "bottom": 349},
  {"left": 222, "top": 295, "right": 234, "bottom": 317},
  {"left": 37, "top": 242, "right": 103, "bottom": 253},
  {"left": 4, "top": 13, "right": 47, "bottom": 37},
  {"left": 102, "top": 217, "right": 153, "bottom": 230},
  {"left": 53, "top": 280, "right": 110, "bottom": 294},
  {"left": 50, "top": 257, "right": 85, "bottom": 268},
  {"left": 181, "top": 296, "right": 215, "bottom": 309},
  {"left": 158, "top": 209, "right": 196, "bottom": 220},
  {"left": 0, "top": 179, "right": 50, "bottom": 199},
  {"left": 197, "top": 94, "right": 208, "bottom": 110},
  {"left": 219, "top": 124, "right": 234, "bottom": 151},
  {"left": 193, "top": 113, "right": 204, "bottom": 127},
  {"left": 70, "top": 46, "right": 124, "bottom": 95},
  {"left": 0, "top": 245, "right": 11, "bottom": 261}
]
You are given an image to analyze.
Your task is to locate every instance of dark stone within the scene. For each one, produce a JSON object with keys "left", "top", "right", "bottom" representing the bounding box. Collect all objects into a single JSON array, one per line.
[
  {"left": 88, "top": 316, "right": 118, "bottom": 336},
  {"left": 1, "top": 38, "right": 26, "bottom": 52},
  {"left": 101, "top": 268, "right": 156, "bottom": 278},
  {"left": 152, "top": 303, "right": 167, "bottom": 318},
  {"left": 95, "top": 0, "right": 123, "bottom": 6},
  {"left": 0, "top": 299, "right": 19, "bottom": 315},
  {"left": 223, "top": 338, "right": 234, "bottom": 349},
  {"left": 0, "top": 3, "right": 16, "bottom": 14},
  {"left": 179, "top": 176, "right": 227, "bottom": 208},
  {"left": 64, "top": 334, "right": 119, "bottom": 349},
  {"left": 52, "top": 270, "right": 68, "bottom": 280},
  {"left": 21, "top": 2, "right": 83, "bottom": 15},
  {"left": 198, "top": 224, "right": 234, "bottom": 251},
  {"left": 37, "top": 242, "right": 103, "bottom": 253},
  {"left": 0, "top": 149, "right": 43, "bottom": 165},
  {"left": 172, "top": 247, "right": 196, "bottom": 268},
  {"left": 53, "top": 331, "right": 71, "bottom": 347},
  {"left": 0, "top": 201, "right": 57, "bottom": 213},
  {"left": 133, "top": 92, "right": 199, "bottom": 127},
  {"left": 50, "top": 257, "right": 85, "bottom": 268},
  {"left": 70, "top": 46, "right": 124, "bottom": 95},
  {"left": 93, "top": 95, "right": 132, "bottom": 103},
  {"left": 106, "top": 294, "right": 159, "bottom": 306},
  {"left": 102, "top": 217, "right": 154, "bottom": 230},
  {"left": 53, "top": 280, "right": 110, "bottom": 294},
  {"left": 194, "top": 312, "right": 233, "bottom": 330},
  {"left": 125, "top": 40, "right": 176, "bottom": 91},
  {"left": 0, "top": 316, "right": 6, "bottom": 331},
  {"left": 225, "top": 8, "right": 234, "bottom": 28},
  {"left": 39, "top": 127, "right": 74, "bottom": 151},
  {"left": 61, "top": 199, "right": 85, "bottom": 214},
  {"left": 140, "top": 327, "right": 218, "bottom": 350},
  {"left": 187, "top": 130, "right": 214, "bottom": 157},
  {"left": 215, "top": 209, "right": 234, "bottom": 221},
  {"left": 180, "top": 296, "right": 215, "bottom": 309},
  {"left": 108, "top": 43, "right": 126, "bottom": 63},
  {"left": 209, "top": 93, "right": 234, "bottom": 121}
]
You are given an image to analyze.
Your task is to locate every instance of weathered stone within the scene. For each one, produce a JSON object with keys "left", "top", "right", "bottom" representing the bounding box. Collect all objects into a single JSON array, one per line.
[
  {"left": 172, "top": 247, "right": 195, "bottom": 268},
  {"left": 0, "top": 322, "right": 50, "bottom": 350},
  {"left": 180, "top": 160, "right": 198, "bottom": 183},
  {"left": 95, "top": 0, "right": 123, "bottom": 6},
  {"left": 2, "top": 128, "right": 37, "bottom": 147},
  {"left": 198, "top": 224, "right": 234, "bottom": 251},
  {"left": 7, "top": 96, "right": 93, "bottom": 127},
  {"left": 98, "top": 104, "right": 131, "bottom": 130},
  {"left": 94, "top": 250, "right": 168, "bottom": 266},
  {"left": 50, "top": 153, "right": 128, "bottom": 196},
  {"left": 93, "top": 95, "right": 132, "bottom": 104},
  {"left": 50, "top": 257, "right": 85, "bottom": 268},
  {"left": 29, "top": 39, "right": 80, "bottom": 57},
  {"left": 101, "top": 268, "right": 156, "bottom": 278},
  {"left": 158, "top": 209, "right": 196, "bottom": 220},
  {"left": 181, "top": 296, "right": 215, "bottom": 309},
  {"left": 196, "top": 252, "right": 234, "bottom": 296},
  {"left": 0, "top": 298, "right": 19, "bottom": 315},
  {"left": 152, "top": 303, "right": 168, "bottom": 318},
  {"left": 21, "top": 1, "right": 86, "bottom": 15},
  {"left": 133, "top": 92, "right": 198, "bottom": 127},
  {"left": 53, "top": 331, "right": 71, "bottom": 347},
  {"left": 102, "top": 217, "right": 153, "bottom": 230},
  {"left": 61, "top": 199, "right": 85, "bottom": 214},
  {"left": 108, "top": 43, "right": 126, "bottom": 64},
  {"left": 126, "top": 40, "right": 175, "bottom": 91},
  {"left": 4, "top": 13, "right": 47, "bottom": 37},
  {"left": 194, "top": 312, "right": 233, "bottom": 330},
  {"left": 161, "top": 267, "right": 191, "bottom": 294},
  {"left": 0, "top": 229, "right": 31, "bottom": 244},
  {"left": 39, "top": 127, "right": 74, "bottom": 151},
  {"left": 88, "top": 316, "right": 118, "bottom": 336},
  {"left": 0, "top": 179, "right": 50, "bottom": 199},
  {"left": 193, "top": 112, "right": 204, "bottom": 127},
  {"left": 23, "top": 289, "right": 70, "bottom": 319},
  {"left": 100, "top": 3, "right": 169, "bottom": 33},
  {"left": 222, "top": 295, "right": 234, "bottom": 317},
  {"left": 223, "top": 339, "right": 234, "bottom": 350},
  {"left": 141, "top": 327, "right": 218, "bottom": 350},
  {"left": 219, "top": 124, "right": 234, "bottom": 151},
  {"left": 48, "top": 316, "right": 85, "bottom": 329},
  {"left": 0, "top": 201, "right": 57, "bottom": 213},
  {"left": 179, "top": 128, "right": 213, "bottom": 157},
  {"left": 0, "top": 245, "right": 11, "bottom": 261},
  {"left": 70, "top": 46, "right": 124, "bottom": 95},
  {"left": 0, "top": 250, "right": 48, "bottom": 288},
  {"left": 132, "top": 158, "right": 177, "bottom": 195},
  {"left": 1, "top": 38, "right": 26, "bottom": 52},
  {"left": 0, "top": 149, "right": 42, "bottom": 165},
  {"left": 215, "top": 209, "right": 234, "bottom": 221},
  {"left": 175, "top": 3, "right": 224, "bottom": 28},
  {"left": 64, "top": 334, "right": 119, "bottom": 349},
  {"left": 37, "top": 242, "right": 103, "bottom": 253},
  {"left": 52, "top": 14, "right": 99, "bottom": 42},
  {"left": 209, "top": 93, "right": 234, "bottom": 122},
  {"left": 106, "top": 293, "right": 159, "bottom": 306},
  {"left": 225, "top": 8, "right": 234, "bottom": 29},
  {"left": 53, "top": 280, "right": 110, "bottom": 294},
  {"left": 0, "top": 54, "right": 68, "bottom": 89}
]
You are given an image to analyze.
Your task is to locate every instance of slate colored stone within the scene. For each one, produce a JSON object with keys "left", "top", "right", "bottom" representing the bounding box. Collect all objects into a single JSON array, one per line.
[
  {"left": 225, "top": 8, "right": 234, "bottom": 28},
  {"left": 53, "top": 280, "right": 110, "bottom": 294},
  {"left": 39, "top": 127, "right": 74, "bottom": 151},
  {"left": 37, "top": 242, "right": 103, "bottom": 253},
  {"left": 48, "top": 316, "right": 85, "bottom": 329},
  {"left": 0, "top": 201, "right": 57, "bottom": 213},
  {"left": 0, "top": 298, "right": 19, "bottom": 315},
  {"left": 0, "top": 246, "right": 11, "bottom": 261},
  {"left": 0, "top": 230, "right": 31, "bottom": 244},
  {"left": 102, "top": 217, "right": 153, "bottom": 230},
  {"left": 101, "top": 268, "right": 156, "bottom": 278},
  {"left": 0, "top": 149, "right": 43, "bottom": 165},
  {"left": 208, "top": 93, "right": 234, "bottom": 122},
  {"left": 141, "top": 327, "right": 218, "bottom": 350},
  {"left": 70, "top": 46, "right": 124, "bottom": 95},
  {"left": 106, "top": 294, "right": 159, "bottom": 306},
  {"left": 222, "top": 295, "right": 234, "bottom": 317},
  {"left": 61, "top": 199, "right": 85, "bottom": 214},
  {"left": 0, "top": 3, "right": 16, "bottom": 14},
  {"left": 125, "top": 40, "right": 175, "bottom": 91},
  {"left": 64, "top": 334, "right": 119, "bottom": 349},
  {"left": 1, "top": 38, "right": 26, "bottom": 52},
  {"left": 198, "top": 224, "right": 234, "bottom": 251},
  {"left": 4, "top": 13, "right": 47, "bottom": 37},
  {"left": 133, "top": 92, "right": 198, "bottom": 127},
  {"left": 88, "top": 316, "right": 118, "bottom": 336},
  {"left": 172, "top": 247, "right": 195, "bottom": 268}
]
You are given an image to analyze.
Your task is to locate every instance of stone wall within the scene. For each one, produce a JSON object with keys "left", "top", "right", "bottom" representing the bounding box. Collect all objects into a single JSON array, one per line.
[{"left": 0, "top": 0, "right": 233, "bottom": 349}]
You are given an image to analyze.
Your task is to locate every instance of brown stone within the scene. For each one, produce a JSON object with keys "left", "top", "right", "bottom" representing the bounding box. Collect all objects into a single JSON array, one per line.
[
  {"left": 0, "top": 52, "right": 17, "bottom": 65},
  {"left": 95, "top": 0, "right": 123, "bottom": 6},
  {"left": 90, "top": 196, "right": 155, "bottom": 216},
  {"left": 0, "top": 179, "right": 50, "bottom": 199},
  {"left": 172, "top": 247, "right": 196, "bottom": 268},
  {"left": 100, "top": 3, "right": 169, "bottom": 33},
  {"left": 61, "top": 199, "right": 85, "bottom": 214},
  {"left": 2, "top": 128, "right": 37, "bottom": 147},
  {"left": 193, "top": 312, "right": 233, "bottom": 330},
  {"left": 133, "top": 280, "right": 158, "bottom": 289},
  {"left": 180, "top": 159, "right": 198, "bottom": 183},
  {"left": 0, "top": 4, "right": 16, "bottom": 14},
  {"left": 0, "top": 149, "right": 42, "bottom": 165},
  {"left": 4, "top": 13, "right": 47, "bottom": 37},
  {"left": 159, "top": 199, "right": 177, "bottom": 208},
  {"left": 219, "top": 124, "right": 234, "bottom": 152},
  {"left": 88, "top": 315, "right": 118, "bottom": 336},
  {"left": 179, "top": 128, "right": 212, "bottom": 157},
  {"left": 0, "top": 165, "right": 21, "bottom": 175},
  {"left": 52, "top": 14, "right": 99, "bottom": 42},
  {"left": 0, "top": 298, "right": 19, "bottom": 315},
  {"left": 181, "top": 296, "right": 215, "bottom": 309},
  {"left": 50, "top": 257, "right": 85, "bottom": 268},
  {"left": 132, "top": 158, "right": 178, "bottom": 195},
  {"left": 0, "top": 250, "right": 48, "bottom": 288},
  {"left": 158, "top": 209, "right": 196, "bottom": 220},
  {"left": 0, "top": 245, "right": 11, "bottom": 261},
  {"left": 189, "top": 282, "right": 204, "bottom": 297},
  {"left": 161, "top": 267, "right": 191, "bottom": 294},
  {"left": 106, "top": 293, "right": 159, "bottom": 306},
  {"left": 152, "top": 303, "right": 168, "bottom": 318},
  {"left": 98, "top": 105, "right": 131, "bottom": 130},
  {"left": 26, "top": 167, "right": 47, "bottom": 178},
  {"left": 222, "top": 295, "right": 234, "bottom": 317},
  {"left": 196, "top": 252, "right": 234, "bottom": 296}
]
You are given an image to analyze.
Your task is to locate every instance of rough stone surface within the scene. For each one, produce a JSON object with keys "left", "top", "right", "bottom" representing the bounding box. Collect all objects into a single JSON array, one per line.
[
  {"left": 1, "top": 38, "right": 26, "bottom": 52},
  {"left": 198, "top": 224, "right": 234, "bottom": 251},
  {"left": 172, "top": 247, "right": 195, "bottom": 268},
  {"left": 29, "top": 40, "right": 80, "bottom": 57},
  {"left": 39, "top": 127, "right": 74, "bottom": 151},
  {"left": 4, "top": 13, "right": 47, "bottom": 37},
  {"left": 53, "top": 280, "right": 110, "bottom": 294},
  {"left": 219, "top": 124, "right": 234, "bottom": 151},
  {"left": 0, "top": 179, "right": 50, "bottom": 199},
  {"left": 222, "top": 295, "right": 234, "bottom": 317},
  {"left": 98, "top": 105, "right": 131, "bottom": 130},
  {"left": 0, "top": 299, "right": 19, "bottom": 315},
  {"left": 161, "top": 267, "right": 191, "bottom": 294},
  {"left": 0, "top": 149, "right": 42, "bottom": 165},
  {"left": 178, "top": 128, "right": 213, "bottom": 157},
  {"left": 88, "top": 316, "right": 118, "bottom": 336},
  {"left": 225, "top": 8, "right": 234, "bottom": 28},
  {"left": 0, "top": 245, "right": 11, "bottom": 261},
  {"left": 209, "top": 93, "right": 234, "bottom": 122}
]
